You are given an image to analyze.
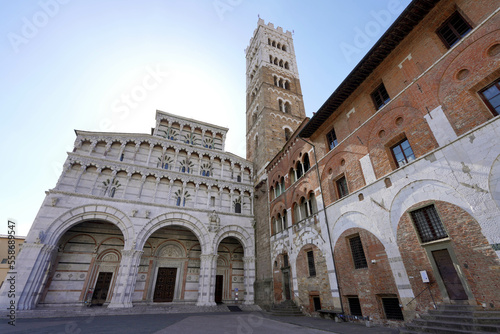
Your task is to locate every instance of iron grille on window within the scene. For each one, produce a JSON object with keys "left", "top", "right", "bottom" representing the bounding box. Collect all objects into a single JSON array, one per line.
[
  {"left": 479, "top": 78, "right": 500, "bottom": 116},
  {"left": 336, "top": 176, "right": 349, "bottom": 199},
  {"left": 437, "top": 12, "right": 471, "bottom": 48},
  {"left": 391, "top": 139, "right": 415, "bottom": 168},
  {"left": 410, "top": 205, "right": 447, "bottom": 243},
  {"left": 326, "top": 128, "right": 338, "bottom": 150},
  {"left": 371, "top": 83, "right": 390, "bottom": 110},
  {"left": 348, "top": 297, "right": 363, "bottom": 316},
  {"left": 381, "top": 297, "right": 404, "bottom": 321},
  {"left": 307, "top": 250, "right": 316, "bottom": 276},
  {"left": 349, "top": 236, "right": 368, "bottom": 269}
]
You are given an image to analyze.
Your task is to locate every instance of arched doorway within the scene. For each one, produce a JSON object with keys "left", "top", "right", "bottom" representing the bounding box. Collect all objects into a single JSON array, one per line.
[
  {"left": 40, "top": 221, "right": 124, "bottom": 307},
  {"left": 135, "top": 225, "right": 201, "bottom": 303},
  {"left": 215, "top": 237, "right": 244, "bottom": 304},
  {"left": 273, "top": 252, "right": 291, "bottom": 303}
]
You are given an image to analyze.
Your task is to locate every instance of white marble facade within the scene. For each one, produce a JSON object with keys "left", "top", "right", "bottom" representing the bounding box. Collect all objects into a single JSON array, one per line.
[{"left": 0, "top": 110, "right": 256, "bottom": 309}]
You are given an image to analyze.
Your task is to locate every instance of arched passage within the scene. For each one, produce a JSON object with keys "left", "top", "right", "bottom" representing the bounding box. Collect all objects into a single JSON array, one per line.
[{"left": 215, "top": 237, "right": 244, "bottom": 303}]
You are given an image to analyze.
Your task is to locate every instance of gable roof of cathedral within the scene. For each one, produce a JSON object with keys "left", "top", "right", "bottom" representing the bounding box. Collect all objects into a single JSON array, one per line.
[{"left": 299, "top": 0, "right": 441, "bottom": 138}]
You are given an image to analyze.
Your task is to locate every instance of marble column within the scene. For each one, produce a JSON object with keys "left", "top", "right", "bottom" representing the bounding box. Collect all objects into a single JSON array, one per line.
[
  {"left": 196, "top": 254, "right": 218, "bottom": 306},
  {"left": 108, "top": 250, "right": 144, "bottom": 308}
]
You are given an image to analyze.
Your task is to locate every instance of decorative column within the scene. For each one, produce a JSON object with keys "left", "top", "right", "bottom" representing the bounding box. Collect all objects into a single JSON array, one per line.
[
  {"left": 220, "top": 159, "right": 224, "bottom": 179},
  {"left": 174, "top": 149, "right": 180, "bottom": 169},
  {"left": 137, "top": 174, "right": 146, "bottom": 199},
  {"left": 90, "top": 167, "right": 102, "bottom": 196},
  {"left": 108, "top": 250, "right": 144, "bottom": 308},
  {"left": 196, "top": 254, "right": 218, "bottom": 306},
  {"left": 103, "top": 141, "right": 111, "bottom": 157},
  {"left": 89, "top": 140, "right": 97, "bottom": 154},
  {"left": 206, "top": 185, "right": 212, "bottom": 208},
  {"left": 74, "top": 165, "right": 87, "bottom": 192},
  {"left": 168, "top": 179, "right": 174, "bottom": 206},
  {"left": 132, "top": 142, "right": 140, "bottom": 162},
  {"left": 0, "top": 243, "right": 57, "bottom": 310},
  {"left": 121, "top": 172, "right": 132, "bottom": 199},
  {"left": 153, "top": 176, "right": 160, "bottom": 202},
  {"left": 194, "top": 184, "right": 200, "bottom": 207},
  {"left": 118, "top": 143, "right": 126, "bottom": 161},
  {"left": 242, "top": 256, "right": 256, "bottom": 304},
  {"left": 146, "top": 143, "right": 154, "bottom": 166}
]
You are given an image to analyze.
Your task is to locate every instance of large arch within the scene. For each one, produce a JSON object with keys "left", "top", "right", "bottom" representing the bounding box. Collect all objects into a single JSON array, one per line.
[
  {"left": 41, "top": 204, "right": 134, "bottom": 248},
  {"left": 330, "top": 210, "right": 386, "bottom": 249},
  {"left": 137, "top": 212, "right": 210, "bottom": 253},
  {"left": 212, "top": 225, "right": 254, "bottom": 257},
  {"left": 389, "top": 179, "right": 474, "bottom": 238}
]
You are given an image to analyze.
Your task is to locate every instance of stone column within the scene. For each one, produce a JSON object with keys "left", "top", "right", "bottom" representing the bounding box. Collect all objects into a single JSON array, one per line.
[
  {"left": 132, "top": 142, "right": 140, "bottom": 162},
  {"left": 196, "top": 254, "right": 217, "bottom": 306},
  {"left": 153, "top": 176, "right": 160, "bottom": 202},
  {"left": 146, "top": 143, "right": 154, "bottom": 166},
  {"left": 137, "top": 174, "right": 146, "bottom": 199},
  {"left": 108, "top": 250, "right": 143, "bottom": 308},
  {"left": 243, "top": 256, "right": 256, "bottom": 304},
  {"left": 74, "top": 165, "right": 87, "bottom": 192},
  {"left": 90, "top": 167, "right": 102, "bottom": 196},
  {"left": 0, "top": 243, "right": 57, "bottom": 310},
  {"left": 118, "top": 143, "right": 126, "bottom": 161},
  {"left": 121, "top": 172, "right": 132, "bottom": 199}
]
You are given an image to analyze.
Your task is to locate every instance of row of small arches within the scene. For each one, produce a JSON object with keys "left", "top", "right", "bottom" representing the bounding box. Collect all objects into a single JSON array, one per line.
[
  {"left": 273, "top": 75, "right": 290, "bottom": 90},
  {"left": 269, "top": 153, "right": 311, "bottom": 199},
  {"left": 268, "top": 38, "right": 287, "bottom": 51},
  {"left": 269, "top": 56, "right": 290, "bottom": 69},
  {"left": 271, "top": 191, "right": 317, "bottom": 234}
]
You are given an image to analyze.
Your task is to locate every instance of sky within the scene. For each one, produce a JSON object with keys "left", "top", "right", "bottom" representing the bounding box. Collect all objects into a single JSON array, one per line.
[{"left": 1, "top": 0, "right": 412, "bottom": 236}]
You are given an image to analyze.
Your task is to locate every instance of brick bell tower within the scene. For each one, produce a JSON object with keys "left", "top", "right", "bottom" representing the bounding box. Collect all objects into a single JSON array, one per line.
[{"left": 245, "top": 19, "right": 306, "bottom": 308}]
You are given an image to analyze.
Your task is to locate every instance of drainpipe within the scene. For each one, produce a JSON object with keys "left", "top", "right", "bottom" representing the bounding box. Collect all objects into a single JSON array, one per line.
[{"left": 298, "top": 137, "right": 344, "bottom": 314}]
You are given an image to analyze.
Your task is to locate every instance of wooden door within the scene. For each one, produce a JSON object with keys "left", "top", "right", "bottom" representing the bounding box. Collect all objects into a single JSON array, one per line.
[
  {"left": 215, "top": 275, "right": 223, "bottom": 303},
  {"left": 283, "top": 270, "right": 291, "bottom": 300},
  {"left": 432, "top": 249, "right": 468, "bottom": 300},
  {"left": 153, "top": 267, "right": 177, "bottom": 302},
  {"left": 91, "top": 272, "right": 113, "bottom": 305}
]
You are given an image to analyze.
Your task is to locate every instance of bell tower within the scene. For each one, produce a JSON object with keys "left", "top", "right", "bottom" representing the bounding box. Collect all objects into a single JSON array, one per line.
[{"left": 245, "top": 19, "right": 306, "bottom": 307}]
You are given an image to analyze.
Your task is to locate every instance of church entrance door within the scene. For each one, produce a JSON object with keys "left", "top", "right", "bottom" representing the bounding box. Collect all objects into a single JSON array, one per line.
[
  {"left": 91, "top": 272, "right": 113, "bottom": 305},
  {"left": 215, "top": 275, "right": 223, "bottom": 303},
  {"left": 153, "top": 267, "right": 177, "bottom": 302}
]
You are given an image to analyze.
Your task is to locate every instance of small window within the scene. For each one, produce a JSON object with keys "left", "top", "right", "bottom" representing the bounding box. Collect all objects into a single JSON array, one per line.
[
  {"left": 348, "top": 296, "right": 363, "bottom": 316},
  {"left": 120, "top": 154, "right": 124, "bottom": 161},
  {"left": 283, "top": 253, "right": 289, "bottom": 267},
  {"left": 371, "top": 83, "right": 390, "bottom": 110},
  {"left": 410, "top": 205, "right": 447, "bottom": 243},
  {"left": 437, "top": 11, "right": 472, "bottom": 49},
  {"left": 326, "top": 128, "right": 338, "bottom": 150},
  {"left": 285, "top": 128, "right": 291, "bottom": 141},
  {"left": 307, "top": 250, "right": 316, "bottom": 277},
  {"left": 381, "top": 297, "right": 404, "bottom": 321},
  {"left": 336, "top": 176, "right": 349, "bottom": 199},
  {"left": 109, "top": 187, "right": 116, "bottom": 198},
  {"left": 237, "top": 175, "right": 241, "bottom": 182},
  {"left": 176, "top": 197, "right": 182, "bottom": 206},
  {"left": 282, "top": 209, "right": 288, "bottom": 229},
  {"left": 303, "top": 154, "right": 310, "bottom": 172},
  {"left": 349, "top": 235, "right": 368, "bottom": 269},
  {"left": 235, "top": 202, "right": 241, "bottom": 214},
  {"left": 164, "top": 163, "right": 169, "bottom": 170},
  {"left": 479, "top": 78, "right": 500, "bottom": 116},
  {"left": 210, "top": 196, "right": 216, "bottom": 207},
  {"left": 391, "top": 138, "right": 415, "bottom": 168}
]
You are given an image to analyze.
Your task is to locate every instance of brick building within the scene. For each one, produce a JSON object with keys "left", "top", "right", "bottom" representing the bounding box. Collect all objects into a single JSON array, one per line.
[{"left": 265, "top": 0, "right": 500, "bottom": 324}]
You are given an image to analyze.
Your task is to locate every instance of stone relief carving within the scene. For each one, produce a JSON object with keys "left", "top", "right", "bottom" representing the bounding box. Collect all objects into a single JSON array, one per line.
[
  {"left": 208, "top": 210, "right": 220, "bottom": 232},
  {"left": 159, "top": 245, "right": 182, "bottom": 258}
]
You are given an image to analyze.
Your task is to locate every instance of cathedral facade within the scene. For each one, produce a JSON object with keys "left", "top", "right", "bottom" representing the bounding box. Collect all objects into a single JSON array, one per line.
[
  {"left": 1, "top": 0, "right": 500, "bottom": 326},
  {"left": 0, "top": 111, "right": 255, "bottom": 309}
]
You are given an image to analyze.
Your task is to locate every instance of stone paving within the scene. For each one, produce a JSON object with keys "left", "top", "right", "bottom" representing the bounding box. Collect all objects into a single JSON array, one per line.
[{"left": 0, "top": 305, "right": 400, "bottom": 334}]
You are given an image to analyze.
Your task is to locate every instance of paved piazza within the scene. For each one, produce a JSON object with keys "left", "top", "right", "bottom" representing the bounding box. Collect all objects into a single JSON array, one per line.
[{"left": 0, "top": 312, "right": 400, "bottom": 334}]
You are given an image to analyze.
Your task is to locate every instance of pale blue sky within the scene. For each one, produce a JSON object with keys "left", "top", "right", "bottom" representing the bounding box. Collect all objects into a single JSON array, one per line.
[{"left": 1, "top": 0, "right": 411, "bottom": 236}]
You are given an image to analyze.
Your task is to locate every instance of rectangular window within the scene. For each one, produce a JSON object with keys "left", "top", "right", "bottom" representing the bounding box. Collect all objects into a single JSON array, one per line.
[
  {"left": 410, "top": 205, "right": 448, "bottom": 243},
  {"left": 381, "top": 297, "right": 404, "bottom": 320},
  {"left": 391, "top": 138, "right": 415, "bottom": 168},
  {"left": 336, "top": 176, "right": 349, "bottom": 199},
  {"left": 479, "top": 78, "right": 500, "bottom": 116},
  {"left": 283, "top": 253, "right": 289, "bottom": 268},
  {"left": 326, "top": 128, "right": 338, "bottom": 150},
  {"left": 307, "top": 250, "right": 316, "bottom": 277},
  {"left": 371, "top": 83, "right": 390, "bottom": 110},
  {"left": 349, "top": 235, "right": 368, "bottom": 269},
  {"left": 348, "top": 296, "right": 363, "bottom": 316},
  {"left": 210, "top": 196, "right": 216, "bottom": 206},
  {"left": 437, "top": 11, "right": 472, "bottom": 48}
]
